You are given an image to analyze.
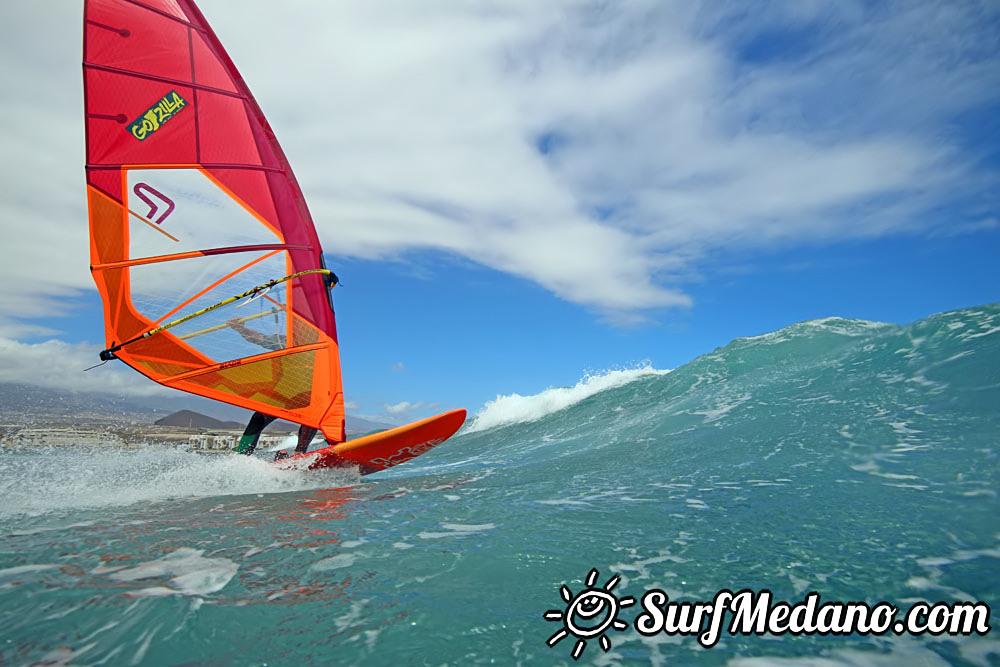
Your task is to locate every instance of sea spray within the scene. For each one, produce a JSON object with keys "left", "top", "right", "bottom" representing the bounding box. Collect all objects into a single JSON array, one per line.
[
  {"left": 0, "top": 444, "right": 358, "bottom": 519},
  {"left": 466, "top": 365, "right": 670, "bottom": 432}
]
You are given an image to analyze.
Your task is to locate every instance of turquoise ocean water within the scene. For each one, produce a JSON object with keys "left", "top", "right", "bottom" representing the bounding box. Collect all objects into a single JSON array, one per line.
[{"left": 1, "top": 303, "right": 998, "bottom": 665}]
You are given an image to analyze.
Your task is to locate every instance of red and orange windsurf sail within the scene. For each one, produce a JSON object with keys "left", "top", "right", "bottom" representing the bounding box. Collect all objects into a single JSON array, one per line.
[{"left": 83, "top": 0, "right": 345, "bottom": 443}]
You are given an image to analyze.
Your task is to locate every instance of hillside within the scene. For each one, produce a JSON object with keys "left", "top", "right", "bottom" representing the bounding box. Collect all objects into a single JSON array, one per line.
[
  {"left": 0, "top": 382, "right": 401, "bottom": 435},
  {"left": 153, "top": 410, "right": 242, "bottom": 430},
  {"left": 153, "top": 410, "right": 397, "bottom": 435}
]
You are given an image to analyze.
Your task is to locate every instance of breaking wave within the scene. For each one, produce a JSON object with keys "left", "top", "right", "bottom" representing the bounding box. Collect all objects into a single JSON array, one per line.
[{"left": 465, "top": 365, "right": 670, "bottom": 433}]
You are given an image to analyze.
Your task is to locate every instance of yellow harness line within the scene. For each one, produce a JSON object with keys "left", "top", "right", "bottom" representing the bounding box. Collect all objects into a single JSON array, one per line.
[{"left": 99, "top": 269, "right": 335, "bottom": 360}]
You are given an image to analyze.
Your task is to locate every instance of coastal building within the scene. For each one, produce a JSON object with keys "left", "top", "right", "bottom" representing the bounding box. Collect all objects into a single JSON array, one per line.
[{"left": 1, "top": 427, "right": 126, "bottom": 448}]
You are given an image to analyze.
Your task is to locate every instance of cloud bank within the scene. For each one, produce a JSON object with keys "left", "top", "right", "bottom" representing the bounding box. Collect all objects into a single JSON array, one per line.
[
  {"left": 0, "top": 337, "right": 176, "bottom": 398},
  {"left": 1, "top": 1, "right": 997, "bottom": 335}
]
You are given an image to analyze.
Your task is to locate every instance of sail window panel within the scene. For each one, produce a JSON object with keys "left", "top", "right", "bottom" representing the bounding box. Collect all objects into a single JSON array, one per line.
[
  {"left": 128, "top": 251, "right": 294, "bottom": 364},
  {"left": 171, "top": 294, "right": 289, "bottom": 364},
  {"left": 206, "top": 169, "right": 279, "bottom": 230},
  {"left": 125, "top": 168, "right": 282, "bottom": 262},
  {"left": 126, "top": 247, "right": 277, "bottom": 326},
  {"left": 165, "top": 276, "right": 325, "bottom": 363}
]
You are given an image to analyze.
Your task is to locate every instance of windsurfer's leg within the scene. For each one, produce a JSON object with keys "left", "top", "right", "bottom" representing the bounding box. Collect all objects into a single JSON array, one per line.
[
  {"left": 237, "top": 412, "right": 278, "bottom": 455},
  {"left": 294, "top": 426, "right": 318, "bottom": 454}
]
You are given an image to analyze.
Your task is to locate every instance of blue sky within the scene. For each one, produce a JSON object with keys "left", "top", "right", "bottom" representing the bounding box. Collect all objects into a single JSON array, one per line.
[{"left": 0, "top": 1, "right": 997, "bottom": 424}]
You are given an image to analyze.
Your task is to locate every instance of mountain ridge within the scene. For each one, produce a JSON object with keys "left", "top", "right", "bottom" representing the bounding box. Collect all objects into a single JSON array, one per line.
[{"left": 0, "top": 382, "right": 399, "bottom": 434}]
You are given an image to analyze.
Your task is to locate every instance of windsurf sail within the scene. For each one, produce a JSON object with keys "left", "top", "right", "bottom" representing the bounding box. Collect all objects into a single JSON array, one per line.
[{"left": 83, "top": 0, "right": 346, "bottom": 443}]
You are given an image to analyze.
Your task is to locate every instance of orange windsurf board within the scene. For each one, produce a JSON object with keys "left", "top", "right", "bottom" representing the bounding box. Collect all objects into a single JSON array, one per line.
[{"left": 274, "top": 409, "right": 466, "bottom": 475}]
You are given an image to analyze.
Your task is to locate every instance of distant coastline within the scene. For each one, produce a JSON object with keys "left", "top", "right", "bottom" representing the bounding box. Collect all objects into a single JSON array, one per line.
[{"left": 0, "top": 405, "right": 395, "bottom": 452}]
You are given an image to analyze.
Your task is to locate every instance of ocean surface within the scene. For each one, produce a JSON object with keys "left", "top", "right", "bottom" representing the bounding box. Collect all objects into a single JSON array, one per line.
[{"left": 1, "top": 303, "right": 998, "bottom": 665}]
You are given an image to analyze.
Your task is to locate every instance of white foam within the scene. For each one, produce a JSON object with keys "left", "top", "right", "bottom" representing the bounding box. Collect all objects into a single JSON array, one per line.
[
  {"left": 311, "top": 553, "right": 357, "bottom": 571},
  {"left": 417, "top": 522, "right": 496, "bottom": 539},
  {"left": 737, "top": 317, "right": 895, "bottom": 346},
  {"left": 962, "top": 324, "right": 1000, "bottom": 340},
  {"left": 109, "top": 547, "right": 237, "bottom": 597},
  {"left": 440, "top": 522, "right": 495, "bottom": 532},
  {"left": 466, "top": 366, "right": 669, "bottom": 432},
  {"left": 691, "top": 392, "right": 751, "bottom": 423},
  {"left": 0, "top": 445, "right": 359, "bottom": 518},
  {"left": 0, "top": 564, "right": 60, "bottom": 579},
  {"left": 728, "top": 639, "right": 952, "bottom": 666},
  {"left": 262, "top": 434, "right": 301, "bottom": 452}
]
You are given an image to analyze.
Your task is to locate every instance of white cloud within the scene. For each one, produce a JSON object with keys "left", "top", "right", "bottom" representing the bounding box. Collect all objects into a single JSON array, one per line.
[
  {"left": 383, "top": 401, "right": 419, "bottom": 416},
  {"left": 0, "top": 4, "right": 89, "bottom": 337},
  {"left": 0, "top": 337, "right": 176, "bottom": 398},
  {"left": 391, "top": 361, "right": 405, "bottom": 373},
  {"left": 0, "top": 1, "right": 996, "bottom": 334},
  {"left": 382, "top": 400, "right": 440, "bottom": 417}
]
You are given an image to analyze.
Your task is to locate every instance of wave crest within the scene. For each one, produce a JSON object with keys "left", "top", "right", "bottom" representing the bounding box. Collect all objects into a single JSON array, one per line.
[{"left": 466, "top": 366, "right": 669, "bottom": 433}]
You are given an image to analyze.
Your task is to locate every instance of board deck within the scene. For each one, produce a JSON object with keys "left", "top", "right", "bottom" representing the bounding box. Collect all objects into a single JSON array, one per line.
[{"left": 273, "top": 409, "right": 467, "bottom": 475}]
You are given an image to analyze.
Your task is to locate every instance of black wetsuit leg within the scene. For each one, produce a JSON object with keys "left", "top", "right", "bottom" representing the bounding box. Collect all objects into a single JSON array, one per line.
[
  {"left": 295, "top": 426, "right": 318, "bottom": 454},
  {"left": 237, "top": 412, "right": 278, "bottom": 455}
]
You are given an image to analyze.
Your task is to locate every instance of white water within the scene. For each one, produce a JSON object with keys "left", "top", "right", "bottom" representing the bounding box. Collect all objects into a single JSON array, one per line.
[
  {"left": 466, "top": 366, "right": 669, "bottom": 433},
  {"left": 0, "top": 445, "right": 359, "bottom": 519},
  {"left": 0, "top": 368, "right": 668, "bottom": 519},
  {"left": 108, "top": 547, "right": 239, "bottom": 597}
]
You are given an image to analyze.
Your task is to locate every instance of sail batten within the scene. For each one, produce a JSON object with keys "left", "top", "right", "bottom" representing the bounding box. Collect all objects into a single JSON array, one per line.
[
  {"left": 93, "top": 244, "right": 310, "bottom": 271},
  {"left": 84, "top": 0, "right": 346, "bottom": 443},
  {"left": 84, "top": 63, "right": 243, "bottom": 100},
  {"left": 88, "top": 163, "right": 285, "bottom": 172}
]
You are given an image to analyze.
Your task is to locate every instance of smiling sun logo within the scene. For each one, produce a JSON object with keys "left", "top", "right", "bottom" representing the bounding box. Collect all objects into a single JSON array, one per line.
[{"left": 543, "top": 568, "right": 635, "bottom": 660}]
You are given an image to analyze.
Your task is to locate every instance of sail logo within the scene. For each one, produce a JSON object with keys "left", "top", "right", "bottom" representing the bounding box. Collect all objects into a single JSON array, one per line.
[
  {"left": 127, "top": 90, "right": 187, "bottom": 141},
  {"left": 133, "top": 183, "right": 175, "bottom": 225}
]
